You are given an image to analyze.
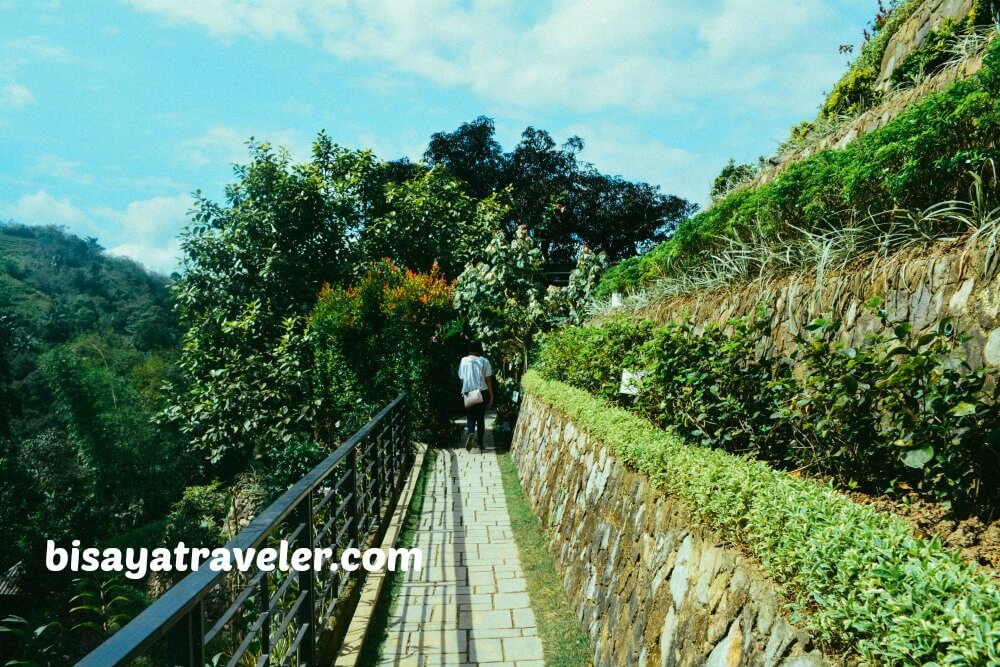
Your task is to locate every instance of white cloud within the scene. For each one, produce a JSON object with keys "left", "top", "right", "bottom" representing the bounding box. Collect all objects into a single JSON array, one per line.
[
  {"left": 123, "top": 0, "right": 854, "bottom": 118},
  {"left": 9, "top": 190, "right": 94, "bottom": 231},
  {"left": 5, "top": 190, "right": 191, "bottom": 274},
  {"left": 0, "top": 35, "right": 68, "bottom": 76},
  {"left": 26, "top": 155, "right": 95, "bottom": 185},
  {"left": 108, "top": 240, "right": 181, "bottom": 274},
  {"left": 99, "top": 193, "right": 191, "bottom": 273},
  {"left": 180, "top": 123, "right": 312, "bottom": 167},
  {"left": 126, "top": 0, "right": 309, "bottom": 40},
  {"left": 0, "top": 82, "right": 34, "bottom": 109}
]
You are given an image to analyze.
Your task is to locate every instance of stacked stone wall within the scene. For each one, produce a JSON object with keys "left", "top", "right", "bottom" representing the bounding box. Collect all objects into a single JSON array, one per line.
[
  {"left": 511, "top": 395, "right": 832, "bottom": 667},
  {"left": 635, "top": 244, "right": 1000, "bottom": 384}
]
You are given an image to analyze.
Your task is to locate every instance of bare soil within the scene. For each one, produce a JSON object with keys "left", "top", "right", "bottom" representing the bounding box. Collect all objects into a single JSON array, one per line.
[{"left": 840, "top": 487, "right": 1000, "bottom": 574}]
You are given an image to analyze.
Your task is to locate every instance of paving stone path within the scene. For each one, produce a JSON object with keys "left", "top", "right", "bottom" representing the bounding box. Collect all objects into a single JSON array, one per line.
[{"left": 378, "top": 430, "right": 544, "bottom": 666}]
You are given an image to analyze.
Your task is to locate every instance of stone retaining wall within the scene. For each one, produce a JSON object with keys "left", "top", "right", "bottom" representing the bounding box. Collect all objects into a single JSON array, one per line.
[
  {"left": 636, "top": 243, "right": 1000, "bottom": 383},
  {"left": 877, "top": 0, "right": 977, "bottom": 90},
  {"left": 510, "top": 394, "right": 832, "bottom": 667}
]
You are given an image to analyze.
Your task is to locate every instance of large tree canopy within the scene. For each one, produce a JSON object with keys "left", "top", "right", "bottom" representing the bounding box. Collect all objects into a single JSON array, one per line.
[{"left": 422, "top": 116, "right": 696, "bottom": 264}]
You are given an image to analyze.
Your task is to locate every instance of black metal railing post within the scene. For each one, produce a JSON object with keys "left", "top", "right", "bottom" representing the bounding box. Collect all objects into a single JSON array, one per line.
[
  {"left": 188, "top": 600, "right": 205, "bottom": 667},
  {"left": 349, "top": 446, "right": 360, "bottom": 550},
  {"left": 260, "top": 571, "right": 270, "bottom": 662},
  {"left": 373, "top": 426, "right": 383, "bottom": 528},
  {"left": 298, "top": 490, "right": 316, "bottom": 664}
]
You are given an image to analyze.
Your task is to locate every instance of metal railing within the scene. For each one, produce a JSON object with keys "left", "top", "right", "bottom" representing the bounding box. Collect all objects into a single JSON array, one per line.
[{"left": 79, "top": 392, "right": 411, "bottom": 667}]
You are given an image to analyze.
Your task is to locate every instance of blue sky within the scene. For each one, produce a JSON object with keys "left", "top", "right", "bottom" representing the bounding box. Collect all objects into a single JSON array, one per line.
[{"left": 0, "top": 0, "right": 874, "bottom": 273}]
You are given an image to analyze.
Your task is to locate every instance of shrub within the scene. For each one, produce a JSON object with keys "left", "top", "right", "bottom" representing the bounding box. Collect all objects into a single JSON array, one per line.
[
  {"left": 709, "top": 159, "right": 759, "bottom": 202},
  {"left": 262, "top": 438, "right": 326, "bottom": 500},
  {"left": 521, "top": 370, "right": 1000, "bottom": 664},
  {"left": 310, "top": 260, "right": 461, "bottom": 443},
  {"left": 536, "top": 315, "right": 654, "bottom": 401},
  {"left": 536, "top": 308, "right": 999, "bottom": 510},
  {"left": 820, "top": 66, "right": 883, "bottom": 119},
  {"left": 636, "top": 315, "right": 791, "bottom": 460}
]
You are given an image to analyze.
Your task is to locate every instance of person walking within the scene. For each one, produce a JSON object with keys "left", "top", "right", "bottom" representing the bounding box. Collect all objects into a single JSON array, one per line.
[{"left": 458, "top": 340, "right": 494, "bottom": 451}]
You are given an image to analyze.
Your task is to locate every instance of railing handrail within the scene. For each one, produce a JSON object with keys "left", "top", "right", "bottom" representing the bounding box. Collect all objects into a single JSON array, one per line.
[{"left": 78, "top": 390, "right": 407, "bottom": 666}]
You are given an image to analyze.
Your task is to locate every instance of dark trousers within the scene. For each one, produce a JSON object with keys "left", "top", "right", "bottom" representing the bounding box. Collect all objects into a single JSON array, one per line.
[{"left": 465, "top": 390, "right": 490, "bottom": 446}]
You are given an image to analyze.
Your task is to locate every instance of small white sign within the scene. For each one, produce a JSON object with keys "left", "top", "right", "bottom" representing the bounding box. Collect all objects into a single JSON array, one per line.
[
  {"left": 619, "top": 369, "right": 645, "bottom": 396},
  {"left": 512, "top": 390, "right": 520, "bottom": 403}
]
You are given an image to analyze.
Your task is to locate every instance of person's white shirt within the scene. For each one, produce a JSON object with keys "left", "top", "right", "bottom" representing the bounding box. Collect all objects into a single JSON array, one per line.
[{"left": 458, "top": 355, "right": 493, "bottom": 394}]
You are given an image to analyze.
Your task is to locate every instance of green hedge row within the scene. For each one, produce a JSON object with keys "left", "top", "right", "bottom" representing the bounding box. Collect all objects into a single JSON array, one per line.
[
  {"left": 597, "top": 37, "right": 1000, "bottom": 298},
  {"left": 521, "top": 370, "right": 1000, "bottom": 665}
]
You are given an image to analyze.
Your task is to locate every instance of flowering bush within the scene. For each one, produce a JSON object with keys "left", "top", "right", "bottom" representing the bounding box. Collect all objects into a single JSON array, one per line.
[{"left": 310, "top": 260, "right": 461, "bottom": 442}]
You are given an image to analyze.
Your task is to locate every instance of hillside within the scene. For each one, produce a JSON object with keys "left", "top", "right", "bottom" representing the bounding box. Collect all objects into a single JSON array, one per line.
[
  {"left": 1, "top": 222, "right": 186, "bottom": 591},
  {"left": 0, "top": 223, "right": 176, "bottom": 355}
]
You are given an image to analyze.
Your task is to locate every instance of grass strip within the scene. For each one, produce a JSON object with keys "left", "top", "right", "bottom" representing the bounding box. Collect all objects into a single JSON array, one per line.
[
  {"left": 496, "top": 449, "right": 592, "bottom": 667},
  {"left": 357, "top": 447, "right": 438, "bottom": 667},
  {"left": 522, "top": 370, "right": 1000, "bottom": 665}
]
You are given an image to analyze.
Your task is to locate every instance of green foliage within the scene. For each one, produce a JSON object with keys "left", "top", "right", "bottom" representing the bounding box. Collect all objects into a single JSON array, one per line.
[
  {"left": 166, "top": 137, "right": 363, "bottom": 469},
  {"left": 311, "top": 260, "right": 460, "bottom": 442},
  {"left": 70, "top": 576, "right": 144, "bottom": 641},
  {"left": 709, "top": 159, "right": 759, "bottom": 202},
  {"left": 162, "top": 482, "right": 228, "bottom": 550},
  {"left": 0, "top": 614, "right": 65, "bottom": 666},
  {"left": 820, "top": 67, "right": 883, "bottom": 119},
  {"left": 40, "top": 345, "right": 184, "bottom": 526},
  {"left": 537, "top": 315, "right": 653, "bottom": 401},
  {"left": 522, "top": 370, "right": 1000, "bottom": 664},
  {"left": 362, "top": 166, "right": 503, "bottom": 278},
  {"left": 600, "top": 38, "right": 1000, "bottom": 297},
  {"left": 541, "top": 245, "right": 608, "bottom": 327},
  {"left": 637, "top": 315, "right": 790, "bottom": 459},
  {"left": 893, "top": 17, "right": 963, "bottom": 85},
  {"left": 424, "top": 118, "right": 696, "bottom": 263},
  {"left": 821, "top": 0, "right": 924, "bottom": 117},
  {"left": 454, "top": 226, "right": 545, "bottom": 372},
  {"left": 261, "top": 439, "right": 325, "bottom": 500},
  {"left": 892, "top": 3, "right": 1000, "bottom": 86},
  {"left": 538, "top": 309, "right": 999, "bottom": 510}
]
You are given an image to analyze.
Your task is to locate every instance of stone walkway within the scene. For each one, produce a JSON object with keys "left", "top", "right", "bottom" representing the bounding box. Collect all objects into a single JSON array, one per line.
[{"left": 378, "top": 427, "right": 544, "bottom": 666}]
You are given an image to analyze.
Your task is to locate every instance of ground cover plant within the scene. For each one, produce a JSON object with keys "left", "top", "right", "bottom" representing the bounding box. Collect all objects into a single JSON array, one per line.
[
  {"left": 496, "top": 450, "right": 592, "bottom": 667},
  {"left": 521, "top": 370, "right": 1000, "bottom": 664}
]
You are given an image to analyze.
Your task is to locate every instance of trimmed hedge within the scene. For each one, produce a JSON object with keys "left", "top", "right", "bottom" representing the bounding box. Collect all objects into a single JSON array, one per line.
[{"left": 522, "top": 370, "right": 1000, "bottom": 665}]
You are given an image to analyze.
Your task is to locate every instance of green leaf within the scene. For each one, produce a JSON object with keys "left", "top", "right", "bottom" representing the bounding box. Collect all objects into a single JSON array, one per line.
[
  {"left": 949, "top": 402, "right": 977, "bottom": 417},
  {"left": 902, "top": 446, "right": 934, "bottom": 469}
]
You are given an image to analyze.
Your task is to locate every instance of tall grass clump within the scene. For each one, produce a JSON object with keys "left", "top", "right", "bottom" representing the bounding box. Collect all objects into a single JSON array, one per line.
[{"left": 596, "top": 36, "right": 1000, "bottom": 302}]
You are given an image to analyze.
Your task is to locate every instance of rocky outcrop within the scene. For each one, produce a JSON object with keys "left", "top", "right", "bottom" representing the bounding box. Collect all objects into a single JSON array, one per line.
[
  {"left": 876, "top": 0, "right": 977, "bottom": 90},
  {"left": 510, "top": 394, "right": 832, "bottom": 667}
]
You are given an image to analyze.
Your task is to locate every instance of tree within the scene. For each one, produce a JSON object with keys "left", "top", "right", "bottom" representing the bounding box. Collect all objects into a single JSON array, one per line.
[
  {"left": 543, "top": 245, "right": 608, "bottom": 326},
  {"left": 362, "top": 166, "right": 504, "bottom": 279},
  {"left": 166, "top": 137, "right": 371, "bottom": 469},
  {"left": 454, "top": 226, "right": 545, "bottom": 374},
  {"left": 505, "top": 128, "right": 582, "bottom": 262},
  {"left": 424, "top": 116, "right": 507, "bottom": 200},
  {"left": 567, "top": 168, "right": 696, "bottom": 260},
  {"left": 421, "top": 118, "right": 696, "bottom": 265}
]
